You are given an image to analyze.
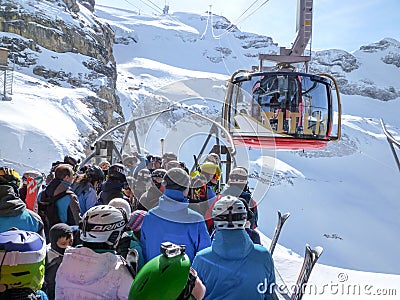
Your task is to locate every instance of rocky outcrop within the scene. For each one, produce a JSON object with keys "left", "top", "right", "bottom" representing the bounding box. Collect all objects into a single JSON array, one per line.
[
  {"left": 309, "top": 42, "right": 400, "bottom": 101},
  {"left": 78, "top": 0, "right": 95, "bottom": 12},
  {"left": 310, "top": 50, "right": 360, "bottom": 73},
  {"left": 381, "top": 52, "right": 400, "bottom": 68},
  {"left": 0, "top": 0, "right": 123, "bottom": 130},
  {"left": 359, "top": 38, "right": 400, "bottom": 53}
]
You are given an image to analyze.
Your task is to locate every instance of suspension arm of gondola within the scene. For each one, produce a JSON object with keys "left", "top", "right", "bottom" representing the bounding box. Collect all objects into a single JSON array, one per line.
[{"left": 223, "top": 70, "right": 252, "bottom": 130}]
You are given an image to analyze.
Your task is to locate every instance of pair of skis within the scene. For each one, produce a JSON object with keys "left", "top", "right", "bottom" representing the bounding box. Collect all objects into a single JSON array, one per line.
[{"left": 269, "top": 211, "right": 323, "bottom": 300}]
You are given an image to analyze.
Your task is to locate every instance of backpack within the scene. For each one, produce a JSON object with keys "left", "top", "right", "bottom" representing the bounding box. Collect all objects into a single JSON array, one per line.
[{"left": 38, "top": 190, "right": 73, "bottom": 241}]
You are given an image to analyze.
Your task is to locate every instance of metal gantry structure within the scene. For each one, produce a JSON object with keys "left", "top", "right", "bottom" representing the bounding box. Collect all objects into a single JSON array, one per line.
[{"left": 0, "top": 47, "right": 14, "bottom": 101}]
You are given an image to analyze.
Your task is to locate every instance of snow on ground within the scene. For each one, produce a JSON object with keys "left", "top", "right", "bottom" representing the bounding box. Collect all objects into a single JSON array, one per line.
[{"left": 0, "top": 72, "right": 99, "bottom": 170}]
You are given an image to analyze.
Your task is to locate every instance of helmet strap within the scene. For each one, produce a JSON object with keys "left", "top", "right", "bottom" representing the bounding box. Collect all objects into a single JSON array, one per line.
[{"left": 176, "top": 268, "right": 197, "bottom": 300}]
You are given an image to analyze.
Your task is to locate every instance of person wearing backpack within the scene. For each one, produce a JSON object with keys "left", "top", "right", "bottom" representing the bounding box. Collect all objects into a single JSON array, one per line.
[
  {"left": 127, "top": 209, "right": 147, "bottom": 271},
  {"left": 0, "top": 167, "right": 45, "bottom": 239},
  {"left": 39, "top": 164, "right": 80, "bottom": 241},
  {"left": 72, "top": 165, "right": 105, "bottom": 215},
  {"left": 55, "top": 205, "right": 135, "bottom": 299}
]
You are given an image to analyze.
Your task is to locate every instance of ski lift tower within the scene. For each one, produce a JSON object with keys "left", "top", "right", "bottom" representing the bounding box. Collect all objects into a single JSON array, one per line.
[{"left": 0, "top": 47, "right": 14, "bottom": 101}]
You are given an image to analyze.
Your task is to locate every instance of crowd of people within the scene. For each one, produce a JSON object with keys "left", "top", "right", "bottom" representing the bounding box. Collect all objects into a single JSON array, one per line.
[{"left": 0, "top": 151, "right": 276, "bottom": 300}]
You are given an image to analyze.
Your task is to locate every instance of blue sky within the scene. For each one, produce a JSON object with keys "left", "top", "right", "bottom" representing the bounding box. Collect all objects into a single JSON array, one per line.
[{"left": 96, "top": 0, "right": 399, "bottom": 52}]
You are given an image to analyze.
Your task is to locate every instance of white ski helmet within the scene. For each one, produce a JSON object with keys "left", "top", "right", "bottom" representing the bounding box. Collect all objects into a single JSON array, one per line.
[
  {"left": 80, "top": 205, "right": 126, "bottom": 246},
  {"left": 204, "top": 153, "right": 220, "bottom": 165},
  {"left": 228, "top": 167, "right": 248, "bottom": 185},
  {"left": 212, "top": 195, "right": 247, "bottom": 230}
]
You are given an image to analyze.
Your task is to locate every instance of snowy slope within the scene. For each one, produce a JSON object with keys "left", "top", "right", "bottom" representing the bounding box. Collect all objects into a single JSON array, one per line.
[
  {"left": 0, "top": 72, "right": 100, "bottom": 169},
  {"left": 0, "top": 3, "right": 399, "bottom": 299}
]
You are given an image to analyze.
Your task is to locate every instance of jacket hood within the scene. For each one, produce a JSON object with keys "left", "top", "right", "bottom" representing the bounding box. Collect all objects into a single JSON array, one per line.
[
  {"left": 0, "top": 185, "right": 26, "bottom": 216},
  {"left": 212, "top": 229, "right": 254, "bottom": 260},
  {"left": 60, "top": 247, "right": 120, "bottom": 285},
  {"left": 158, "top": 193, "right": 189, "bottom": 212},
  {"left": 72, "top": 181, "right": 91, "bottom": 196},
  {"left": 146, "top": 186, "right": 162, "bottom": 199},
  {"left": 102, "top": 179, "right": 123, "bottom": 192},
  {"left": 46, "top": 244, "right": 63, "bottom": 264}
]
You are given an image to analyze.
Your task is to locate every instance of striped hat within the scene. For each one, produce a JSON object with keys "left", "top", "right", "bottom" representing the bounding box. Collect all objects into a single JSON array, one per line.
[{"left": 128, "top": 210, "right": 147, "bottom": 232}]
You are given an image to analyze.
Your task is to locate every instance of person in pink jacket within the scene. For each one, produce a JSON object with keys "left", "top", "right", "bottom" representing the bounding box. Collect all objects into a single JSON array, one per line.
[{"left": 55, "top": 205, "right": 135, "bottom": 299}]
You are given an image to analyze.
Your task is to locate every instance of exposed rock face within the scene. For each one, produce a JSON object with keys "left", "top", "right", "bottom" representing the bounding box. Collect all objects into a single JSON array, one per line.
[
  {"left": 0, "top": 0, "right": 123, "bottom": 132},
  {"left": 78, "top": 0, "right": 95, "bottom": 12},
  {"left": 311, "top": 50, "right": 360, "bottom": 73},
  {"left": 310, "top": 39, "right": 400, "bottom": 101},
  {"left": 359, "top": 38, "right": 400, "bottom": 53}
]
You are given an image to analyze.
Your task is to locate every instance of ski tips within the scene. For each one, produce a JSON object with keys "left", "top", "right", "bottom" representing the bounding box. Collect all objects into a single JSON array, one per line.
[
  {"left": 277, "top": 210, "right": 291, "bottom": 221},
  {"left": 282, "top": 212, "right": 291, "bottom": 220},
  {"left": 314, "top": 246, "right": 324, "bottom": 257},
  {"left": 305, "top": 244, "right": 324, "bottom": 258}
]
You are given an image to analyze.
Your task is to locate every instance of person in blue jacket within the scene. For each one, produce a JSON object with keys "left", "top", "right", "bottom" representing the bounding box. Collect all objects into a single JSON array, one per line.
[
  {"left": 192, "top": 195, "right": 276, "bottom": 300},
  {"left": 140, "top": 167, "right": 211, "bottom": 263},
  {"left": 72, "top": 165, "right": 104, "bottom": 215},
  {"left": 0, "top": 167, "right": 45, "bottom": 239}
]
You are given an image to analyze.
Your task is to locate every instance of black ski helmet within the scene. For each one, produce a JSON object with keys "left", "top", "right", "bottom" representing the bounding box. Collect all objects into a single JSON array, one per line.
[
  {"left": 86, "top": 165, "right": 105, "bottom": 182},
  {"left": 151, "top": 168, "right": 167, "bottom": 186},
  {"left": 108, "top": 163, "right": 127, "bottom": 182}
]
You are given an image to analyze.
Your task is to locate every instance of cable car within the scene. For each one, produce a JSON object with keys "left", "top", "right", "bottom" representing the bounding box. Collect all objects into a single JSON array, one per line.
[{"left": 222, "top": 70, "right": 341, "bottom": 150}]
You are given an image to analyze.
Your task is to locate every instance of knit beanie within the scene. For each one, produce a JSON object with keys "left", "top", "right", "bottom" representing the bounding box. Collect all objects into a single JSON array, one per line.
[
  {"left": 163, "top": 167, "right": 190, "bottom": 191},
  {"left": 109, "top": 198, "right": 132, "bottom": 219},
  {"left": 49, "top": 223, "right": 73, "bottom": 254},
  {"left": 128, "top": 210, "right": 147, "bottom": 232}
]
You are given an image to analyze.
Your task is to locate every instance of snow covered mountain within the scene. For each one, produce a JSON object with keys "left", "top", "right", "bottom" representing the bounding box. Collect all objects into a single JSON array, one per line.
[{"left": 0, "top": 1, "right": 399, "bottom": 298}]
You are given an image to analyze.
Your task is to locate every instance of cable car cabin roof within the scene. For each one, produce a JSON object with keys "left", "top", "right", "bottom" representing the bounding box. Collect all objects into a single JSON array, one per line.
[{"left": 231, "top": 71, "right": 332, "bottom": 85}]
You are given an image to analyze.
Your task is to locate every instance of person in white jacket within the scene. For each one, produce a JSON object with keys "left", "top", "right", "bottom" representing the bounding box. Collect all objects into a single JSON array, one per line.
[{"left": 55, "top": 205, "right": 135, "bottom": 299}]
